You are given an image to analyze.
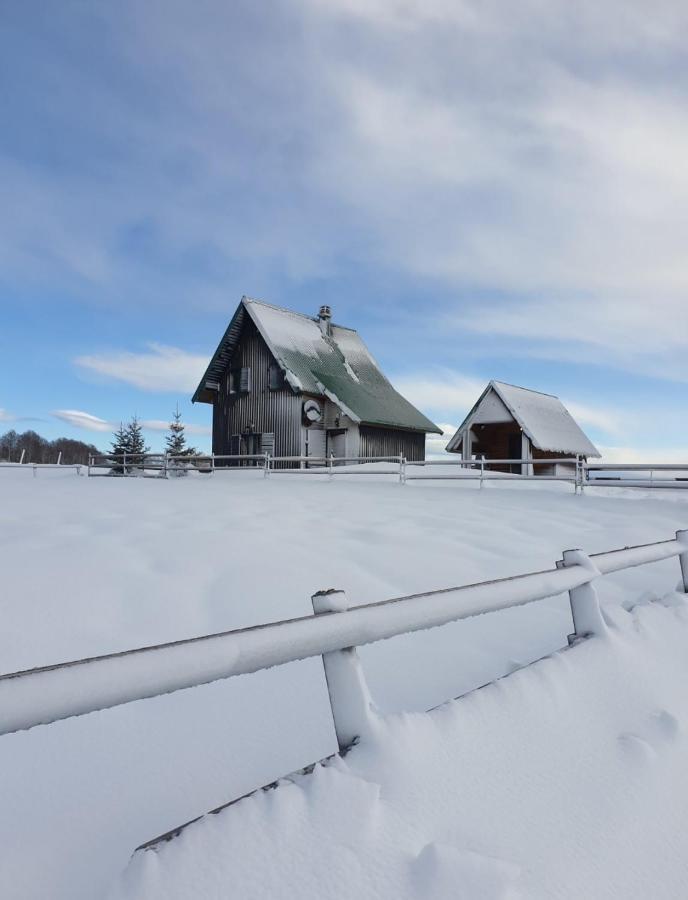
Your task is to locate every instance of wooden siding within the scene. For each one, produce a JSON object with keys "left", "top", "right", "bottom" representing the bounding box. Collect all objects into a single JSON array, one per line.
[
  {"left": 358, "top": 425, "right": 425, "bottom": 461},
  {"left": 212, "top": 318, "right": 303, "bottom": 461},
  {"left": 470, "top": 421, "right": 522, "bottom": 472}
]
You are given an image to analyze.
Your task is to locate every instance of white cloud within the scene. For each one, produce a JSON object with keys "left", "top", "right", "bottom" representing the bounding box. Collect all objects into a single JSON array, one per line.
[
  {"left": 51, "top": 409, "right": 210, "bottom": 437},
  {"left": 0, "top": 409, "right": 13, "bottom": 422},
  {"left": 52, "top": 410, "right": 113, "bottom": 432},
  {"left": 596, "top": 446, "right": 688, "bottom": 465},
  {"left": 391, "top": 371, "right": 486, "bottom": 418},
  {"left": 140, "top": 419, "right": 211, "bottom": 436},
  {"left": 426, "top": 424, "right": 457, "bottom": 459},
  {"left": 74, "top": 344, "right": 208, "bottom": 393},
  {"left": 562, "top": 402, "right": 627, "bottom": 439}
]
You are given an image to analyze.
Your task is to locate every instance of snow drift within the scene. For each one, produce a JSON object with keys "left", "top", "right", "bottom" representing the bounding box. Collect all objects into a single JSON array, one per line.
[{"left": 114, "top": 592, "right": 688, "bottom": 900}]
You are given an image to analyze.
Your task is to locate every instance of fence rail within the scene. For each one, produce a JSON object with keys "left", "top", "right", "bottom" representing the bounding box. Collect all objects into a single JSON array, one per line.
[
  {"left": 1, "top": 530, "right": 686, "bottom": 741},
  {"left": 5, "top": 453, "right": 688, "bottom": 491}
]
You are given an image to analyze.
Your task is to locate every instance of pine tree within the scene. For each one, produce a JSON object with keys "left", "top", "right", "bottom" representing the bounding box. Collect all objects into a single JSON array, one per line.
[
  {"left": 126, "top": 416, "right": 149, "bottom": 467},
  {"left": 110, "top": 422, "right": 130, "bottom": 473},
  {"left": 165, "top": 405, "right": 196, "bottom": 458}
]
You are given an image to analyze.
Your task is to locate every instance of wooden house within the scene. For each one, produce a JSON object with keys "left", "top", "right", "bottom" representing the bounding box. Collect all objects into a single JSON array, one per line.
[
  {"left": 445, "top": 381, "right": 600, "bottom": 475},
  {"left": 193, "top": 297, "right": 442, "bottom": 464}
]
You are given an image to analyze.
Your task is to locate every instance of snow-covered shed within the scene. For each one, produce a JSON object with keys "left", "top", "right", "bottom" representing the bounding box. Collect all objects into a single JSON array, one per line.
[
  {"left": 445, "top": 381, "right": 600, "bottom": 475},
  {"left": 193, "top": 297, "right": 442, "bottom": 463}
]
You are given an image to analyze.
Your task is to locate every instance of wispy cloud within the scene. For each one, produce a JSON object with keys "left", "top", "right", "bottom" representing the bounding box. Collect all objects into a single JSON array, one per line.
[
  {"left": 596, "top": 446, "right": 688, "bottom": 465},
  {"left": 51, "top": 409, "right": 210, "bottom": 436},
  {"left": 0, "top": 409, "right": 44, "bottom": 424},
  {"left": 74, "top": 344, "right": 208, "bottom": 393},
  {"left": 52, "top": 410, "right": 113, "bottom": 432},
  {"left": 139, "top": 419, "right": 210, "bottom": 436},
  {"left": 391, "top": 371, "right": 486, "bottom": 418}
]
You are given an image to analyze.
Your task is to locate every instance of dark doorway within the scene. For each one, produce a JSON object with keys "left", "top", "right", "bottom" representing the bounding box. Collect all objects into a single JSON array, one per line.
[{"left": 507, "top": 434, "right": 522, "bottom": 473}]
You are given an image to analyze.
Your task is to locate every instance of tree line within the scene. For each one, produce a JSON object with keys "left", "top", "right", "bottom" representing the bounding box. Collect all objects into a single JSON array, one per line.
[
  {"left": 0, "top": 408, "right": 199, "bottom": 467},
  {"left": 0, "top": 430, "right": 100, "bottom": 465}
]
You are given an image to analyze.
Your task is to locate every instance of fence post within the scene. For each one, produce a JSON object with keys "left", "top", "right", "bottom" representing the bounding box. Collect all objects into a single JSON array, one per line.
[
  {"left": 311, "top": 590, "right": 379, "bottom": 751},
  {"left": 557, "top": 549, "right": 607, "bottom": 640},
  {"left": 263, "top": 451, "right": 269, "bottom": 479},
  {"left": 399, "top": 455, "right": 406, "bottom": 484},
  {"left": 480, "top": 455, "right": 485, "bottom": 489},
  {"left": 211, "top": 452, "right": 215, "bottom": 474},
  {"left": 32, "top": 464, "right": 37, "bottom": 478},
  {"left": 677, "top": 530, "right": 688, "bottom": 594},
  {"left": 87, "top": 455, "right": 92, "bottom": 478},
  {"left": 329, "top": 452, "right": 334, "bottom": 481},
  {"left": 122, "top": 452, "right": 127, "bottom": 476},
  {"left": 76, "top": 465, "right": 81, "bottom": 476}
]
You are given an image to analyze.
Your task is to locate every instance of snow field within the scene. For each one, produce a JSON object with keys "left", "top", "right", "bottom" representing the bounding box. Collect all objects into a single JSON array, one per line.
[
  {"left": 113, "top": 593, "right": 688, "bottom": 900},
  {"left": 0, "top": 469, "right": 686, "bottom": 899}
]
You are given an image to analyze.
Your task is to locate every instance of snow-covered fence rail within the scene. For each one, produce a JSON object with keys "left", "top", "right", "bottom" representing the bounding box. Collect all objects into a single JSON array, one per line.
[
  {"left": 0, "top": 462, "right": 83, "bottom": 476},
  {"left": 87, "top": 453, "right": 268, "bottom": 477},
  {"left": 75, "top": 454, "right": 688, "bottom": 489},
  {"left": 582, "top": 463, "right": 688, "bottom": 490},
  {"left": 1, "top": 531, "right": 686, "bottom": 743}
]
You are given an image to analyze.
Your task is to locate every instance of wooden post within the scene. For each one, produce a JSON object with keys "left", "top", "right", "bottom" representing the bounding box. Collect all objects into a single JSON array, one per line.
[
  {"left": 480, "top": 455, "right": 485, "bottom": 489},
  {"left": 122, "top": 452, "right": 127, "bottom": 476},
  {"left": 263, "top": 451, "right": 270, "bottom": 478},
  {"left": 557, "top": 549, "right": 607, "bottom": 640},
  {"left": 311, "top": 590, "right": 379, "bottom": 751},
  {"left": 677, "top": 530, "right": 688, "bottom": 594},
  {"left": 32, "top": 464, "right": 37, "bottom": 478},
  {"left": 329, "top": 452, "right": 334, "bottom": 480}
]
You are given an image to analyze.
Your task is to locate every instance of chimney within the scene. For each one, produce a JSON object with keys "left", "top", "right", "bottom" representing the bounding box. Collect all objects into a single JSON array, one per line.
[{"left": 318, "top": 304, "right": 332, "bottom": 337}]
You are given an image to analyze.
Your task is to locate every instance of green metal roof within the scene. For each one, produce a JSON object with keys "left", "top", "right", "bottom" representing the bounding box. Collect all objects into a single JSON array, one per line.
[{"left": 193, "top": 297, "right": 442, "bottom": 435}]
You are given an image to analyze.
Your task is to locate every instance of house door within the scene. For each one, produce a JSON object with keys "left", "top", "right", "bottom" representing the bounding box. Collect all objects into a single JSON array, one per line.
[
  {"left": 305, "top": 428, "right": 326, "bottom": 466},
  {"left": 242, "top": 432, "right": 262, "bottom": 465},
  {"left": 327, "top": 429, "right": 346, "bottom": 463},
  {"left": 507, "top": 434, "right": 522, "bottom": 474}
]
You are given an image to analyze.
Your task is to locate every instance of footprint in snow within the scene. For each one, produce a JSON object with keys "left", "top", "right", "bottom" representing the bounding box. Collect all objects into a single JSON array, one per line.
[
  {"left": 410, "top": 841, "right": 521, "bottom": 899},
  {"left": 618, "top": 710, "right": 681, "bottom": 763}
]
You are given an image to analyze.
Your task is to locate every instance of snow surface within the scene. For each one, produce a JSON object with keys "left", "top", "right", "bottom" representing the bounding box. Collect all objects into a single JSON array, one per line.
[
  {"left": 0, "top": 468, "right": 686, "bottom": 899},
  {"left": 114, "top": 593, "right": 688, "bottom": 900}
]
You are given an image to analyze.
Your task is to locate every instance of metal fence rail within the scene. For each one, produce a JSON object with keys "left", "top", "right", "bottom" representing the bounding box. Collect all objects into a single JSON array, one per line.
[
  {"left": 6, "top": 453, "right": 688, "bottom": 491},
  {"left": 1, "top": 530, "right": 686, "bottom": 741}
]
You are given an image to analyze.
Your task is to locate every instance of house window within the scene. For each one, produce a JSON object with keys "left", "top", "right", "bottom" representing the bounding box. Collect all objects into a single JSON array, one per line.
[
  {"left": 229, "top": 367, "right": 251, "bottom": 394},
  {"left": 268, "top": 364, "right": 283, "bottom": 390}
]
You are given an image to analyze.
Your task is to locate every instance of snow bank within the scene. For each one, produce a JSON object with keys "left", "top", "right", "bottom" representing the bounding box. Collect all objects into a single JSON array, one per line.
[{"left": 112, "top": 593, "right": 688, "bottom": 900}]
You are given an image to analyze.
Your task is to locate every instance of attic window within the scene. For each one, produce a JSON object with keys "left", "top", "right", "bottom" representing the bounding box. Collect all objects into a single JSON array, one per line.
[
  {"left": 229, "top": 367, "right": 251, "bottom": 394},
  {"left": 268, "top": 364, "right": 284, "bottom": 390}
]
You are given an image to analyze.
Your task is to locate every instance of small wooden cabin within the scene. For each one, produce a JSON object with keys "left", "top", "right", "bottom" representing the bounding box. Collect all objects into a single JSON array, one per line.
[
  {"left": 445, "top": 381, "right": 600, "bottom": 475},
  {"left": 193, "top": 297, "right": 442, "bottom": 464}
]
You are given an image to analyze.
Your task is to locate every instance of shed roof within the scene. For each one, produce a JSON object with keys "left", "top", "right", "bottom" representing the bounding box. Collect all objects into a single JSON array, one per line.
[
  {"left": 446, "top": 381, "right": 601, "bottom": 457},
  {"left": 193, "top": 297, "right": 442, "bottom": 434}
]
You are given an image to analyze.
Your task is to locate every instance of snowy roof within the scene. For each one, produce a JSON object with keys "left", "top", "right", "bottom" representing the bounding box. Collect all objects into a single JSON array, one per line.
[
  {"left": 447, "top": 381, "right": 600, "bottom": 457},
  {"left": 193, "top": 297, "right": 442, "bottom": 434}
]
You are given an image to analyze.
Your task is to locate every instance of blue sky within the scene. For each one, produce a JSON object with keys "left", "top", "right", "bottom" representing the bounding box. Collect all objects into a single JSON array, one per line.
[{"left": 1, "top": 0, "right": 687, "bottom": 459}]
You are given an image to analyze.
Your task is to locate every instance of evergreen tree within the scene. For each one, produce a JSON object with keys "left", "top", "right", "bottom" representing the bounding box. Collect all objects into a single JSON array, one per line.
[
  {"left": 110, "top": 422, "right": 130, "bottom": 473},
  {"left": 126, "top": 416, "right": 149, "bottom": 467},
  {"left": 165, "top": 405, "right": 196, "bottom": 457}
]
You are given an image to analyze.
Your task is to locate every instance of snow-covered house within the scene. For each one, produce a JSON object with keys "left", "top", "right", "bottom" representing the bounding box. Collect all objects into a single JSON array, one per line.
[
  {"left": 445, "top": 381, "right": 600, "bottom": 475},
  {"left": 193, "top": 297, "right": 442, "bottom": 463}
]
